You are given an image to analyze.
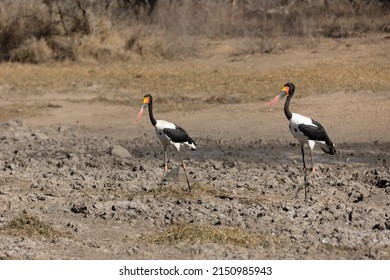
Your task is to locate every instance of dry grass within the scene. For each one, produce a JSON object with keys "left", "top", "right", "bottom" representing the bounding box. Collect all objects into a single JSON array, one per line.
[
  {"left": 0, "top": 214, "right": 70, "bottom": 241},
  {"left": 0, "top": 35, "right": 389, "bottom": 116},
  {"left": 143, "top": 223, "right": 282, "bottom": 248},
  {"left": 1, "top": 59, "right": 386, "bottom": 97},
  {"left": 126, "top": 183, "right": 233, "bottom": 202},
  {"left": 0, "top": 103, "right": 46, "bottom": 121},
  {"left": 124, "top": 183, "right": 287, "bottom": 211}
]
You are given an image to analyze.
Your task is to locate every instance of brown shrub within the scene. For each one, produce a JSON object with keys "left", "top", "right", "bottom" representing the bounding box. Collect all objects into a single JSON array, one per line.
[
  {"left": 0, "top": 1, "right": 54, "bottom": 61},
  {"left": 10, "top": 38, "right": 52, "bottom": 63},
  {"left": 76, "top": 31, "right": 130, "bottom": 63},
  {"left": 46, "top": 36, "right": 77, "bottom": 61},
  {"left": 125, "top": 26, "right": 198, "bottom": 59}
]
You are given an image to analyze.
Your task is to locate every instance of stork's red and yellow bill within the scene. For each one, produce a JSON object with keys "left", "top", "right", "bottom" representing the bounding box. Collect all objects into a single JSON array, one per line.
[
  {"left": 136, "top": 96, "right": 150, "bottom": 120},
  {"left": 266, "top": 86, "right": 290, "bottom": 106}
]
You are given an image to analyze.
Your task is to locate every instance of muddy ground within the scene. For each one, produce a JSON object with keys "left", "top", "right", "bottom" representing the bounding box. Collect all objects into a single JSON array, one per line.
[{"left": 0, "top": 35, "right": 389, "bottom": 259}]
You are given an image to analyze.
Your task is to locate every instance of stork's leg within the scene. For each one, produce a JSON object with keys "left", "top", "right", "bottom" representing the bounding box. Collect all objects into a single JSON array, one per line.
[
  {"left": 309, "top": 149, "right": 316, "bottom": 173},
  {"left": 301, "top": 145, "right": 307, "bottom": 173},
  {"left": 304, "top": 172, "right": 309, "bottom": 202},
  {"left": 160, "top": 146, "right": 168, "bottom": 190},
  {"left": 300, "top": 145, "right": 309, "bottom": 201},
  {"left": 176, "top": 150, "right": 191, "bottom": 191}
]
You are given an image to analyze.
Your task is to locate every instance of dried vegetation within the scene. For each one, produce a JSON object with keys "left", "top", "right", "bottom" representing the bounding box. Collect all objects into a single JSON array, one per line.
[
  {"left": 0, "top": 214, "right": 69, "bottom": 241},
  {"left": 0, "top": 0, "right": 389, "bottom": 63}
]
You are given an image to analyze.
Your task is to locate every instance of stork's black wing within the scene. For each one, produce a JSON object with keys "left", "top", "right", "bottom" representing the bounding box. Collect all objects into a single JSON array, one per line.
[
  {"left": 298, "top": 119, "right": 332, "bottom": 145},
  {"left": 163, "top": 125, "right": 192, "bottom": 143}
]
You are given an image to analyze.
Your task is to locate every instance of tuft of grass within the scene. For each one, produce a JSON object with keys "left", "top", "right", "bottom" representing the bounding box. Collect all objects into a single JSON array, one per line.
[
  {"left": 126, "top": 183, "right": 234, "bottom": 202},
  {"left": 0, "top": 214, "right": 70, "bottom": 241},
  {"left": 143, "top": 224, "right": 281, "bottom": 248},
  {"left": 125, "top": 182, "right": 288, "bottom": 206}
]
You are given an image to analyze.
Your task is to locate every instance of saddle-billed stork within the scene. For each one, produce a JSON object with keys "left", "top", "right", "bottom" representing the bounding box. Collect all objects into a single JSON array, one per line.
[
  {"left": 267, "top": 82, "right": 336, "bottom": 200},
  {"left": 137, "top": 94, "right": 196, "bottom": 190}
]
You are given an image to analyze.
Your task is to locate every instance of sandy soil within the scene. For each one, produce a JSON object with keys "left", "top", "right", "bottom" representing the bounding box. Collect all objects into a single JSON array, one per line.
[{"left": 0, "top": 35, "right": 389, "bottom": 259}]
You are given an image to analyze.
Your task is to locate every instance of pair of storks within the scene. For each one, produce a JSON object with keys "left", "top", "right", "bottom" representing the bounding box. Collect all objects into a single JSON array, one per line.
[{"left": 137, "top": 82, "right": 336, "bottom": 199}]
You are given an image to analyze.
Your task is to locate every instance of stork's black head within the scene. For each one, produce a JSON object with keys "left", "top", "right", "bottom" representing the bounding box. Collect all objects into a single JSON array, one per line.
[
  {"left": 137, "top": 93, "right": 154, "bottom": 121},
  {"left": 143, "top": 93, "right": 153, "bottom": 105},
  {"left": 283, "top": 82, "right": 295, "bottom": 96}
]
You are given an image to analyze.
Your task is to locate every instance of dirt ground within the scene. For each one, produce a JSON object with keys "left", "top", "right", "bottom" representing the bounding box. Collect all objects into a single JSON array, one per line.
[{"left": 0, "top": 35, "right": 389, "bottom": 260}]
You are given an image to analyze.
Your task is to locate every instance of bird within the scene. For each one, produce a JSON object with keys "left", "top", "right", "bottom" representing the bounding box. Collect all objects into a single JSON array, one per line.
[
  {"left": 136, "top": 93, "right": 196, "bottom": 190},
  {"left": 266, "top": 83, "right": 336, "bottom": 199}
]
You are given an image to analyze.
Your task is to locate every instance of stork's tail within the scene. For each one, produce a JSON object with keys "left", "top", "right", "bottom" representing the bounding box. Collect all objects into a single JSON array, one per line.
[
  {"left": 320, "top": 137, "right": 336, "bottom": 155},
  {"left": 322, "top": 145, "right": 336, "bottom": 155},
  {"left": 185, "top": 137, "right": 197, "bottom": 151}
]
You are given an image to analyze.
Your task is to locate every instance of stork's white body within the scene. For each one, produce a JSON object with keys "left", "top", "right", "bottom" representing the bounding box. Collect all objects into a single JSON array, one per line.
[
  {"left": 289, "top": 113, "right": 316, "bottom": 150},
  {"left": 155, "top": 120, "right": 179, "bottom": 149},
  {"left": 155, "top": 120, "right": 196, "bottom": 152},
  {"left": 289, "top": 113, "right": 331, "bottom": 154}
]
